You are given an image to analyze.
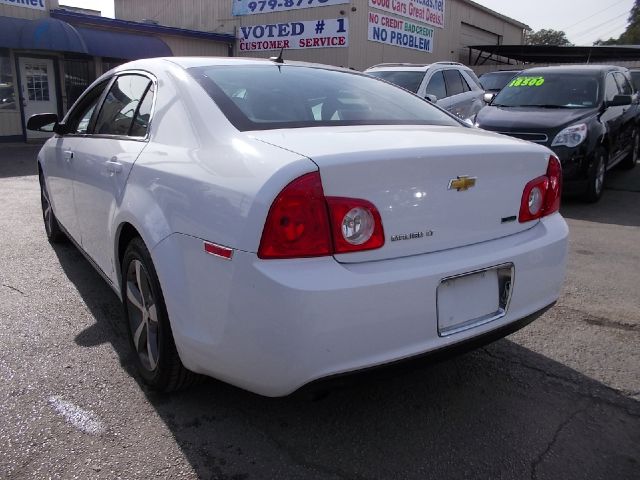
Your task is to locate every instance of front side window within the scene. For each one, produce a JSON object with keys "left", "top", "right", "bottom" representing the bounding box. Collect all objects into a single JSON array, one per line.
[
  {"left": 189, "top": 65, "right": 460, "bottom": 131},
  {"left": 604, "top": 74, "right": 620, "bottom": 103},
  {"left": 613, "top": 72, "right": 633, "bottom": 95},
  {"left": 94, "top": 75, "right": 151, "bottom": 136},
  {"left": 630, "top": 71, "right": 640, "bottom": 92},
  {"left": 493, "top": 73, "right": 600, "bottom": 108},
  {"left": 65, "top": 80, "right": 110, "bottom": 134},
  {"left": 443, "top": 70, "right": 465, "bottom": 97},
  {"left": 0, "top": 50, "right": 16, "bottom": 110}
]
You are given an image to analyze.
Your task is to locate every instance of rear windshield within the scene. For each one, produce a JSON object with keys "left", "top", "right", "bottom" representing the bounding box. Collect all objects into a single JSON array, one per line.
[
  {"left": 189, "top": 65, "right": 459, "bottom": 131},
  {"left": 492, "top": 73, "right": 600, "bottom": 108},
  {"left": 365, "top": 70, "right": 425, "bottom": 93},
  {"left": 479, "top": 71, "right": 518, "bottom": 91}
]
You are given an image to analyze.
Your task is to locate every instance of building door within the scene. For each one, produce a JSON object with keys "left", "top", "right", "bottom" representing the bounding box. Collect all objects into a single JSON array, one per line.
[{"left": 18, "top": 57, "right": 58, "bottom": 140}]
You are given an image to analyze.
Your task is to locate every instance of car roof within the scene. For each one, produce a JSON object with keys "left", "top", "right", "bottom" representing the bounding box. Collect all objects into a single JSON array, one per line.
[
  {"left": 522, "top": 65, "right": 628, "bottom": 75},
  {"left": 479, "top": 70, "right": 521, "bottom": 76},
  {"left": 365, "top": 62, "right": 472, "bottom": 72},
  {"left": 111, "top": 56, "right": 356, "bottom": 74}
]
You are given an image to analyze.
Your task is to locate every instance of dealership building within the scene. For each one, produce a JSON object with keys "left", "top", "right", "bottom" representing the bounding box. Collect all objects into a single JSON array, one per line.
[{"left": 1, "top": 0, "right": 525, "bottom": 142}]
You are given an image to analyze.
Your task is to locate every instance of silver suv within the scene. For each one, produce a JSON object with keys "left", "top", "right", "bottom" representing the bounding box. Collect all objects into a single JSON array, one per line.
[{"left": 365, "top": 62, "right": 485, "bottom": 121}]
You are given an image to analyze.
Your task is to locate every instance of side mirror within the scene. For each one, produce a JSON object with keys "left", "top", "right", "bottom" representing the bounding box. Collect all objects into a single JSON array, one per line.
[
  {"left": 483, "top": 92, "right": 496, "bottom": 104},
  {"left": 27, "top": 113, "right": 59, "bottom": 132},
  {"left": 606, "top": 94, "right": 632, "bottom": 108},
  {"left": 425, "top": 94, "right": 438, "bottom": 103}
]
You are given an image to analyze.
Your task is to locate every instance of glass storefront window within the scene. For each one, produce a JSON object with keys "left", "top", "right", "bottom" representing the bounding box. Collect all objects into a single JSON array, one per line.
[
  {"left": 64, "top": 57, "right": 95, "bottom": 110},
  {"left": 102, "top": 58, "right": 124, "bottom": 75},
  {"left": 0, "top": 50, "right": 16, "bottom": 110}
]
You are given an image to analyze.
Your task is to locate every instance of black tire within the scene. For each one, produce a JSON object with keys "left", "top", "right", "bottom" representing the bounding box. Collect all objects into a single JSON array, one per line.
[
  {"left": 621, "top": 128, "right": 639, "bottom": 169},
  {"left": 39, "top": 173, "right": 66, "bottom": 243},
  {"left": 583, "top": 147, "right": 607, "bottom": 203},
  {"left": 121, "top": 237, "right": 199, "bottom": 391}
]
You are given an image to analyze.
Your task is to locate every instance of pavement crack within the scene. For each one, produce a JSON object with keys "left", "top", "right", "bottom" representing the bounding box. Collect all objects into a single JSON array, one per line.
[
  {"left": 1, "top": 283, "right": 25, "bottom": 295},
  {"left": 530, "top": 408, "right": 585, "bottom": 480},
  {"left": 480, "top": 347, "right": 640, "bottom": 418}
]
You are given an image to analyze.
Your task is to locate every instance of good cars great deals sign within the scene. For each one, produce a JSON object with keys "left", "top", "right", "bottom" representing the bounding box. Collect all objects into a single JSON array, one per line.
[
  {"left": 238, "top": 18, "right": 348, "bottom": 51},
  {"left": 369, "top": 0, "right": 445, "bottom": 29},
  {"left": 368, "top": 11, "right": 434, "bottom": 52}
]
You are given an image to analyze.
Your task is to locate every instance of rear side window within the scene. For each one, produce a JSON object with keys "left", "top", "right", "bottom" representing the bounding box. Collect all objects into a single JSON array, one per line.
[
  {"left": 94, "top": 74, "right": 151, "bottom": 136},
  {"left": 425, "top": 71, "right": 447, "bottom": 99},
  {"left": 443, "top": 70, "right": 465, "bottom": 96},
  {"left": 464, "top": 69, "right": 483, "bottom": 89},
  {"left": 129, "top": 84, "right": 154, "bottom": 137}
]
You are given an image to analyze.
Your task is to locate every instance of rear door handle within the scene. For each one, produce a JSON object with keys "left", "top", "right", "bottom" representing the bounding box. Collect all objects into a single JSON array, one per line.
[
  {"left": 105, "top": 160, "right": 123, "bottom": 174},
  {"left": 63, "top": 150, "right": 74, "bottom": 162}
]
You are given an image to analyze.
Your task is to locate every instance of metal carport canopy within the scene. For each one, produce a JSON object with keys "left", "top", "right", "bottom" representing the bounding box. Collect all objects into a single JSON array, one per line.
[{"left": 469, "top": 44, "right": 640, "bottom": 65}]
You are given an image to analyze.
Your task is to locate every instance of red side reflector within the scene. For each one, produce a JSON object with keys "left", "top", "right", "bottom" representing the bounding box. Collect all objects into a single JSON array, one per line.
[{"left": 204, "top": 241, "right": 233, "bottom": 260}]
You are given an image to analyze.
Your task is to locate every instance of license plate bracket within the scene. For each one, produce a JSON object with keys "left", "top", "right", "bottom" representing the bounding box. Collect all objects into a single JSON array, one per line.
[{"left": 437, "top": 264, "right": 514, "bottom": 337}]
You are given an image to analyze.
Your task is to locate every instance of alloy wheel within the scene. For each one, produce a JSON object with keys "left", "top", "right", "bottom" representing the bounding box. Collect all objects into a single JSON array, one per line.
[
  {"left": 125, "top": 259, "right": 160, "bottom": 372},
  {"left": 40, "top": 182, "right": 53, "bottom": 235}
]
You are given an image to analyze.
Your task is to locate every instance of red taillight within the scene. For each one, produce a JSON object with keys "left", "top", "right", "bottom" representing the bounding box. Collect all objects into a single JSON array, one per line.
[
  {"left": 326, "top": 197, "right": 385, "bottom": 254},
  {"left": 519, "top": 155, "right": 562, "bottom": 223},
  {"left": 258, "top": 172, "right": 385, "bottom": 259},
  {"left": 258, "top": 172, "right": 332, "bottom": 259}
]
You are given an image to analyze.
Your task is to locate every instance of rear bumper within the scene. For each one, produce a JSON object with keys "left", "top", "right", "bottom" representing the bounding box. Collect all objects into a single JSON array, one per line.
[
  {"left": 297, "top": 302, "right": 554, "bottom": 395},
  {"left": 154, "top": 214, "right": 568, "bottom": 397}
]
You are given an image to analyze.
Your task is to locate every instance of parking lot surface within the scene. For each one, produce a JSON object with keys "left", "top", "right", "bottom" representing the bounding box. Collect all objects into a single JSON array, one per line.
[{"left": 1, "top": 144, "right": 639, "bottom": 479}]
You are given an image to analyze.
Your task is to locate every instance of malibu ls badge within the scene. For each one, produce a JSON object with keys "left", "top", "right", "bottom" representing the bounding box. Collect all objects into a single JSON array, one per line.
[
  {"left": 391, "top": 230, "right": 434, "bottom": 242},
  {"left": 448, "top": 175, "right": 477, "bottom": 192}
]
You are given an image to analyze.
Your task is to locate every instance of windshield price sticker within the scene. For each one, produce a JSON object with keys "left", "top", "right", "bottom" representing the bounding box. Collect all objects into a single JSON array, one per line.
[
  {"left": 509, "top": 76, "right": 545, "bottom": 87},
  {"left": 238, "top": 18, "right": 348, "bottom": 51},
  {"left": 233, "top": 0, "right": 348, "bottom": 16}
]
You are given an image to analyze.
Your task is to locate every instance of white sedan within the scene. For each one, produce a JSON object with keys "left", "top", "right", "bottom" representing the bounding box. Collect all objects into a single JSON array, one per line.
[{"left": 29, "top": 57, "right": 568, "bottom": 397}]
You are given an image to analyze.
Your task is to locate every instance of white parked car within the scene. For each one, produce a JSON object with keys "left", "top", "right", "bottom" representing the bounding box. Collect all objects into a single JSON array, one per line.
[{"left": 29, "top": 57, "right": 568, "bottom": 397}]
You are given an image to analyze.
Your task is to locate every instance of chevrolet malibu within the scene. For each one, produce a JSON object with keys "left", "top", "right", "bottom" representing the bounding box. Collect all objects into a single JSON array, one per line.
[{"left": 28, "top": 58, "right": 568, "bottom": 396}]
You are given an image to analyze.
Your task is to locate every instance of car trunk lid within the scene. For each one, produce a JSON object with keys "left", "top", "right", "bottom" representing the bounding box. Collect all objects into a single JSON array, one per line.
[{"left": 250, "top": 125, "right": 553, "bottom": 263}]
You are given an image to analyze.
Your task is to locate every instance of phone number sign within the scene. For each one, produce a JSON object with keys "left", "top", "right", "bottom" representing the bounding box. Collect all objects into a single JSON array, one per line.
[
  {"left": 369, "top": 0, "right": 445, "bottom": 29},
  {"left": 233, "top": 0, "right": 349, "bottom": 16},
  {"left": 238, "top": 18, "right": 348, "bottom": 51}
]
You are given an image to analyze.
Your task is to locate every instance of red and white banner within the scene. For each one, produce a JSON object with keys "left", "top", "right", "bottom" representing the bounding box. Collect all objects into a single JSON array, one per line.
[{"left": 369, "top": 0, "right": 445, "bottom": 29}]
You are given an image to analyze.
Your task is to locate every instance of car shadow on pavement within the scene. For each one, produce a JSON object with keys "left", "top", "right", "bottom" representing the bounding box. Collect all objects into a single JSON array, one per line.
[
  {"left": 561, "top": 189, "right": 640, "bottom": 228},
  {"left": 0, "top": 145, "right": 41, "bottom": 179},
  {"left": 53, "top": 241, "right": 640, "bottom": 480}
]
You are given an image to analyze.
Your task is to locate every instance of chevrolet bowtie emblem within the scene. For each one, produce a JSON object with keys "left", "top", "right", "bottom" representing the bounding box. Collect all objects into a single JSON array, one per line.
[{"left": 448, "top": 176, "right": 477, "bottom": 192}]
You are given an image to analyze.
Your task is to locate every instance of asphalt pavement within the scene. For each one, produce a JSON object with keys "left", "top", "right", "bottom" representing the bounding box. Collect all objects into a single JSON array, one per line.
[{"left": 0, "top": 144, "right": 638, "bottom": 479}]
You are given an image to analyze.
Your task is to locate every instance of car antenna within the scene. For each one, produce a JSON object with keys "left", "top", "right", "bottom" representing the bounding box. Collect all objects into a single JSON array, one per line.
[{"left": 270, "top": 47, "right": 285, "bottom": 64}]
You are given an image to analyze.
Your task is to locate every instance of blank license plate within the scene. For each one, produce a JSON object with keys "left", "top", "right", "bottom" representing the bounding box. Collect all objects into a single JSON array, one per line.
[{"left": 437, "top": 269, "right": 500, "bottom": 335}]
